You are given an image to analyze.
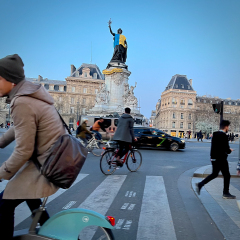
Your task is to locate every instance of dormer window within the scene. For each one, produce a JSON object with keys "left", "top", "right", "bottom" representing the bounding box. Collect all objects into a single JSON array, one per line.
[
  {"left": 181, "top": 84, "right": 184, "bottom": 88},
  {"left": 175, "top": 84, "right": 178, "bottom": 88},
  {"left": 93, "top": 73, "right": 97, "bottom": 79},
  {"left": 84, "top": 73, "right": 87, "bottom": 77},
  {"left": 187, "top": 85, "right": 190, "bottom": 89}
]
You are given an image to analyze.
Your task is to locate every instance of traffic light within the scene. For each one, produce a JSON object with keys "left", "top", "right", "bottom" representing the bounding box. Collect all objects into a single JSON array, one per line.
[{"left": 212, "top": 104, "right": 221, "bottom": 114}]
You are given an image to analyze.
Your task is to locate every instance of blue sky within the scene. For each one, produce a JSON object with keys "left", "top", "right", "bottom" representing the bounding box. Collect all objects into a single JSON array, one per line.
[{"left": 1, "top": 0, "right": 240, "bottom": 117}]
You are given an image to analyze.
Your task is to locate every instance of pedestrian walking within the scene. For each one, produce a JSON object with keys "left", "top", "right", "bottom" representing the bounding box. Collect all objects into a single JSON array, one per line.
[
  {"left": 0, "top": 54, "right": 66, "bottom": 239},
  {"left": 113, "top": 107, "right": 135, "bottom": 166},
  {"left": 195, "top": 120, "right": 235, "bottom": 199}
]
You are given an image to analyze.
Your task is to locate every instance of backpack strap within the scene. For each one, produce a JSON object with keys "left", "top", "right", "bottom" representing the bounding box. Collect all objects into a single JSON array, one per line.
[{"left": 55, "top": 109, "right": 72, "bottom": 135}]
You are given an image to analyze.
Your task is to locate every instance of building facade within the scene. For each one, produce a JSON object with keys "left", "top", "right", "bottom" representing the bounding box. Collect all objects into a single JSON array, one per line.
[
  {"left": 0, "top": 63, "right": 104, "bottom": 129},
  {"left": 155, "top": 74, "right": 240, "bottom": 137}
]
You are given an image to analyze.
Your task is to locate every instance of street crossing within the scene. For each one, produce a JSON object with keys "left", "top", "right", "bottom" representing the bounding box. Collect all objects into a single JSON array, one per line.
[{"left": 2, "top": 174, "right": 177, "bottom": 240}]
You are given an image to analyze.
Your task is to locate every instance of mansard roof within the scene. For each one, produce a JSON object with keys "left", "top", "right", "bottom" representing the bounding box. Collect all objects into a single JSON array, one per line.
[
  {"left": 165, "top": 74, "right": 194, "bottom": 91},
  {"left": 26, "top": 77, "right": 66, "bottom": 85},
  {"left": 71, "top": 63, "right": 104, "bottom": 80}
]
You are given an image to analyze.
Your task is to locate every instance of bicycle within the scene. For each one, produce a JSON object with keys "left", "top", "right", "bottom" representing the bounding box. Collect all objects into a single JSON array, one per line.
[
  {"left": 13, "top": 196, "right": 115, "bottom": 240},
  {"left": 78, "top": 133, "right": 106, "bottom": 157},
  {"left": 100, "top": 143, "right": 142, "bottom": 175}
]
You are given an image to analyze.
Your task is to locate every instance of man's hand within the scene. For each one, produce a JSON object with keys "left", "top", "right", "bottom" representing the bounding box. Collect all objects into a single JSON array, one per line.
[{"left": 230, "top": 148, "right": 234, "bottom": 152}]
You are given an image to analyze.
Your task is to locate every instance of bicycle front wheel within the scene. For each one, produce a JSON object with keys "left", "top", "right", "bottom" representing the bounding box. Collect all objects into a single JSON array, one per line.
[
  {"left": 78, "top": 226, "right": 115, "bottom": 240},
  {"left": 91, "top": 141, "right": 106, "bottom": 157},
  {"left": 126, "top": 149, "right": 142, "bottom": 172},
  {"left": 100, "top": 150, "right": 116, "bottom": 175}
]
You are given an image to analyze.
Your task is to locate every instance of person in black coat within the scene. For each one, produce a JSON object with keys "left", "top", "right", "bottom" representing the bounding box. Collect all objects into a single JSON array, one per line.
[
  {"left": 195, "top": 120, "right": 235, "bottom": 199},
  {"left": 113, "top": 107, "right": 135, "bottom": 166}
]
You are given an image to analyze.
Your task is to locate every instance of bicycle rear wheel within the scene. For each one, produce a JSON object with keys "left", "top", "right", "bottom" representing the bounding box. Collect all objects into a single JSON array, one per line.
[
  {"left": 91, "top": 141, "right": 106, "bottom": 157},
  {"left": 78, "top": 226, "right": 114, "bottom": 240},
  {"left": 100, "top": 150, "right": 117, "bottom": 175},
  {"left": 126, "top": 149, "right": 142, "bottom": 172}
]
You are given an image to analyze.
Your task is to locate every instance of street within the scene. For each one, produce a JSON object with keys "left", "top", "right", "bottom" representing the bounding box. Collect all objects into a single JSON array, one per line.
[{"left": 0, "top": 131, "right": 239, "bottom": 240}]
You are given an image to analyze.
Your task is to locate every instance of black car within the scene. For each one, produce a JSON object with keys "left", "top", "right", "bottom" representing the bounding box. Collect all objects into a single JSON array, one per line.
[{"left": 133, "top": 127, "right": 185, "bottom": 151}]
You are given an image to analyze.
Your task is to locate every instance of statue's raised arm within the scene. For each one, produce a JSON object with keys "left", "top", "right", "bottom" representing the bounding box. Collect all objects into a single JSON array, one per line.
[{"left": 108, "top": 19, "right": 115, "bottom": 36}]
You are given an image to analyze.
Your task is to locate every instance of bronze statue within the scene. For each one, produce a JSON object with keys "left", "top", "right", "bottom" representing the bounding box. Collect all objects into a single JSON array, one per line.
[{"left": 108, "top": 19, "right": 127, "bottom": 63}]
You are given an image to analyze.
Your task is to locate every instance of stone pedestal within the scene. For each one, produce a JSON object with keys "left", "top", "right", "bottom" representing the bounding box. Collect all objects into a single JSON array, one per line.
[{"left": 88, "top": 66, "right": 141, "bottom": 117}]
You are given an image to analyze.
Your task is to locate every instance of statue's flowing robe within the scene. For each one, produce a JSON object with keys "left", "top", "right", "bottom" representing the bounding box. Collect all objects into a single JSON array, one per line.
[{"left": 111, "top": 34, "right": 127, "bottom": 63}]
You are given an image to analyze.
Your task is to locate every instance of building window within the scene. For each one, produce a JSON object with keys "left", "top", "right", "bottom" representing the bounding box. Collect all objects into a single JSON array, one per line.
[
  {"left": 70, "top": 107, "right": 74, "bottom": 114},
  {"left": 188, "top": 114, "right": 191, "bottom": 120},
  {"left": 54, "top": 85, "right": 59, "bottom": 91},
  {"left": 75, "top": 71, "right": 79, "bottom": 77},
  {"left": 93, "top": 73, "right": 97, "bottom": 79},
  {"left": 69, "top": 118, "right": 74, "bottom": 129},
  {"left": 228, "top": 102, "right": 231, "bottom": 105},
  {"left": 83, "top": 98, "right": 86, "bottom": 104},
  {"left": 188, "top": 85, "right": 190, "bottom": 89},
  {"left": 44, "top": 84, "right": 49, "bottom": 90},
  {"left": 173, "top": 112, "right": 175, "bottom": 119},
  {"left": 175, "top": 84, "right": 178, "bottom": 88},
  {"left": 72, "top": 87, "right": 75, "bottom": 93},
  {"left": 84, "top": 73, "right": 87, "bottom": 77},
  {"left": 83, "top": 88, "right": 87, "bottom": 93},
  {"left": 181, "top": 84, "right": 184, "bottom": 88},
  {"left": 188, "top": 123, "right": 191, "bottom": 129},
  {"left": 180, "top": 99, "right": 185, "bottom": 105},
  {"left": 204, "top": 100, "right": 206, "bottom": 103},
  {"left": 181, "top": 113, "right": 184, "bottom": 119},
  {"left": 172, "top": 122, "right": 175, "bottom": 128},
  {"left": 180, "top": 122, "right": 183, "bottom": 128},
  {"left": 49, "top": 85, "right": 54, "bottom": 90},
  {"left": 64, "top": 86, "right": 67, "bottom": 92},
  {"left": 95, "top": 89, "right": 98, "bottom": 94},
  {"left": 59, "top": 86, "right": 64, "bottom": 91},
  {"left": 188, "top": 99, "right": 193, "bottom": 105},
  {"left": 71, "top": 97, "right": 75, "bottom": 104},
  {"left": 172, "top": 98, "right": 177, "bottom": 104}
]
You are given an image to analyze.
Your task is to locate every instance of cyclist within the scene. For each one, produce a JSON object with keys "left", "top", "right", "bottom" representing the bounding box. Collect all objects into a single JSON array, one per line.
[
  {"left": 76, "top": 117, "right": 92, "bottom": 145},
  {"left": 92, "top": 118, "right": 105, "bottom": 140},
  {"left": 0, "top": 54, "right": 65, "bottom": 239},
  {"left": 113, "top": 107, "right": 135, "bottom": 166}
]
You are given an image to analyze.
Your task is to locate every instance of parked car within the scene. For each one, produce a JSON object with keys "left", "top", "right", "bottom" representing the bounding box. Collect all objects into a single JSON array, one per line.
[{"left": 133, "top": 127, "right": 185, "bottom": 151}]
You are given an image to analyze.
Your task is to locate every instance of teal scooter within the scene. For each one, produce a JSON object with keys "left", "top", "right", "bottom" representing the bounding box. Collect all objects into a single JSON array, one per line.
[{"left": 13, "top": 197, "right": 115, "bottom": 240}]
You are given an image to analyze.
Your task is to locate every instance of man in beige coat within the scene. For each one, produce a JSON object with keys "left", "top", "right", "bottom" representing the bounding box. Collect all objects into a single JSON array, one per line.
[{"left": 0, "top": 54, "right": 65, "bottom": 239}]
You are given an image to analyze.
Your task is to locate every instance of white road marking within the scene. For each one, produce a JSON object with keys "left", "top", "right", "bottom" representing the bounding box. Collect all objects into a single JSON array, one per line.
[
  {"left": 129, "top": 191, "right": 133, "bottom": 197},
  {"left": 121, "top": 203, "right": 130, "bottom": 209},
  {"left": 123, "top": 220, "right": 132, "bottom": 230},
  {"left": 136, "top": 176, "right": 177, "bottom": 240},
  {"left": 78, "top": 175, "right": 127, "bottom": 239},
  {"left": 125, "top": 191, "right": 129, "bottom": 197},
  {"left": 128, "top": 204, "right": 135, "bottom": 210},
  {"left": 14, "top": 173, "right": 89, "bottom": 226},
  {"left": 62, "top": 201, "right": 77, "bottom": 209},
  {"left": 133, "top": 192, "right": 136, "bottom": 197},
  {"left": 115, "top": 219, "right": 125, "bottom": 229}
]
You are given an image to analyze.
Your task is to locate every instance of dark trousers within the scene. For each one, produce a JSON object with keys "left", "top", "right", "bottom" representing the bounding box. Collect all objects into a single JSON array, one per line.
[
  {"left": 116, "top": 141, "right": 130, "bottom": 159},
  {"left": 92, "top": 130, "right": 102, "bottom": 140},
  {"left": 0, "top": 191, "right": 50, "bottom": 240},
  {"left": 199, "top": 159, "right": 231, "bottom": 194}
]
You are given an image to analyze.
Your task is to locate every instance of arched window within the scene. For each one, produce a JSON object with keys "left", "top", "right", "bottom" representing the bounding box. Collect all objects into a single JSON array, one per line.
[
  {"left": 172, "top": 98, "right": 177, "bottom": 104},
  {"left": 44, "top": 84, "right": 49, "bottom": 90},
  {"left": 180, "top": 99, "right": 185, "bottom": 105},
  {"left": 188, "top": 99, "right": 193, "bottom": 105},
  {"left": 172, "top": 122, "right": 175, "bottom": 128}
]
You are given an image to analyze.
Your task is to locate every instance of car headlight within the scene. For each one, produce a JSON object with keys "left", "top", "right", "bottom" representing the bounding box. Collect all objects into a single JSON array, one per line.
[{"left": 181, "top": 140, "right": 185, "bottom": 143}]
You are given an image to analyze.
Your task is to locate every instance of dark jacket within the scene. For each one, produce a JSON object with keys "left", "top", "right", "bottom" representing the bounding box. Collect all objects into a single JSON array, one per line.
[
  {"left": 210, "top": 131, "right": 232, "bottom": 160},
  {"left": 113, "top": 114, "right": 134, "bottom": 143}
]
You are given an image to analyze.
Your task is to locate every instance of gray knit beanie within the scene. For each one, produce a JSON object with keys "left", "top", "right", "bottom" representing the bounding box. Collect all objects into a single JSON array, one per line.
[{"left": 0, "top": 54, "right": 25, "bottom": 84}]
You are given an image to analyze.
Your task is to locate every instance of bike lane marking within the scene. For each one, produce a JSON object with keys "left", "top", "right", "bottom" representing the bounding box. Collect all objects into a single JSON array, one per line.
[{"left": 136, "top": 176, "right": 177, "bottom": 240}]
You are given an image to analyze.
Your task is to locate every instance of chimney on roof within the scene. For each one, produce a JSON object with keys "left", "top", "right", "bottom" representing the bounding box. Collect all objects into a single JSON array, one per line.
[
  {"left": 38, "top": 75, "right": 43, "bottom": 81},
  {"left": 71, "top": 65, "right": 76, "bottom": 75},
  {"left": 189, "top": 79, "right": 192, "bottom": 86}
]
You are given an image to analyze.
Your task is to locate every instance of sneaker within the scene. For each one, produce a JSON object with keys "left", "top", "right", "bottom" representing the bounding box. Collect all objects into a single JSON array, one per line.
[
  {"left": 195, "top": 183, "right": 202, "bottom": 195},
  {"left": 222, "top": 193, "right": 236, "bottom": 199}
]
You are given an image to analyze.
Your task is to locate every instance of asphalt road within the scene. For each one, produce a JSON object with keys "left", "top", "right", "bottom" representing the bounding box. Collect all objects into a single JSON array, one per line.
[{"left": 0, "top": 133, "right": 239, "bottom": 240}]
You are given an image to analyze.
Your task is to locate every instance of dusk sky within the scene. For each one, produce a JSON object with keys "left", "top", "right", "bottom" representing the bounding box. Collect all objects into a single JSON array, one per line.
[{"left": 1, "top": 0, "right": 240, "bottom": 117}]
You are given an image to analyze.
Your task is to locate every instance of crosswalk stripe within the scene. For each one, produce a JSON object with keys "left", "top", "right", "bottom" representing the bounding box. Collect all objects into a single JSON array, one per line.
[
  {"left": 78, "top": 175, "right": 127, "bottom": 240},
  {"left": 136, "top": 176, "right": 177, "bottom": 240},
  {"left": 14, "top": 173, "right": 89, "bottom": 226}
]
